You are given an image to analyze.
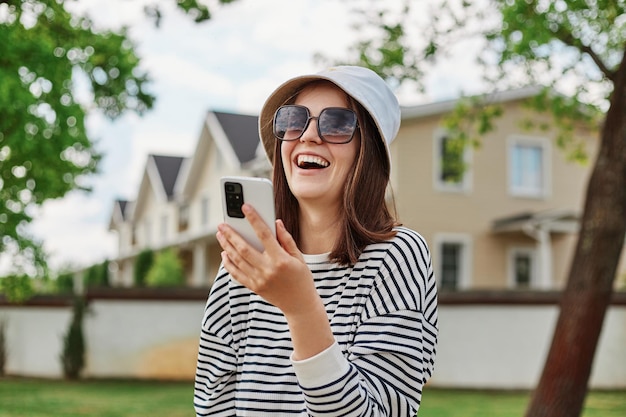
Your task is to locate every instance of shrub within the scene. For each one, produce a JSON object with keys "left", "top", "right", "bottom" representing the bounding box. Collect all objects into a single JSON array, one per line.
[
  {"left": 84, "top": 260, "right": 110, "bottom": 288},
  {"left": 145, "top": 249, "right": 185, "bottom": 287},
  {"left": 0, "top": 275, "right": 34, "bottom": 303},
  {"left": 55, "top": 271, "right": 75, "bottom": 294},
  {"left": 134, "top": 249, "right": 154, "bottom": 287},
  {"left": 60, "top": 297, "right": 86, "bottom": 379}
]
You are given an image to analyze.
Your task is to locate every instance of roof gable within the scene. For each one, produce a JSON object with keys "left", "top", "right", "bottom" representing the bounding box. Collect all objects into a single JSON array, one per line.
[
  {"left": 131, "top": 154, "right": 187, "bottom": 220},
  {"left": 176, "top": 110, "right": 263, "bottom": 198},
  {"left": 213, "top": 111, "right": 259, "bottom": 164},
  {"left": 108, "top": 199, "right": 132, "bottom": 230},
  {"left": 151, "top": 155, "right": 186, "bottom": 198}
]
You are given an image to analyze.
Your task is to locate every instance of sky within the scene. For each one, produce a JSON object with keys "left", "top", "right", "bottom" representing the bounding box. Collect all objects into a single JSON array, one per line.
[{"left": 19, "top": 0, "right": 484, "bottom": 273}]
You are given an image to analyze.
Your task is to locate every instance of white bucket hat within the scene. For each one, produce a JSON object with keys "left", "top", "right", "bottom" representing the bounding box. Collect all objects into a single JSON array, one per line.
[{"left": 258, "top": 66, "right": 400, "bottom": 168}]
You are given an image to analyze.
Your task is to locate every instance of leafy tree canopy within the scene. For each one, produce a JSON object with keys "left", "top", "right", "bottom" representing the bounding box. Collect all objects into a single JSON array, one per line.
[
  {"left": 0, "top": 0, "right": 225, "bottom": 276},
  {"left": 339, "top": 0, "right": 618, "bottom": 157}
]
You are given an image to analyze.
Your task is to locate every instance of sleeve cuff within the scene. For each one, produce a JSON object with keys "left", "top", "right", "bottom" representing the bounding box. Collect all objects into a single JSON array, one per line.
[{"left": 290, "top": 342, "right": 350, "bottom": 388}]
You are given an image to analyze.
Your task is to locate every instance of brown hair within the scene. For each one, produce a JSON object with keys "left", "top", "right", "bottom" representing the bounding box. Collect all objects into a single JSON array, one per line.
[{"left": 271, "top": 81, "right": 399, "bottom": 266}]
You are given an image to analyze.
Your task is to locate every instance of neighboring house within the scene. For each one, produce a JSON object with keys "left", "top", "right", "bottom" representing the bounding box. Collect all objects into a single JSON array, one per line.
[
  {"left": 108, "top": 110, "right": 270, "bottom": 287},
  {"left": 108, "top": 90, "right": 626, "bottom": 290},
  {"left": 393, "top": 87, "right": 625, "bottom": 290}
]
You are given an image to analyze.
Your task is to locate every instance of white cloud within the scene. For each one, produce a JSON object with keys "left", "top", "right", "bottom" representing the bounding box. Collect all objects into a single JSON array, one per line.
[
  {"left": 28, "top": 192, "right": 117, "bottom": 271},
  {"left": 144, "top": 53, "right": 235, "bottom": 98}
]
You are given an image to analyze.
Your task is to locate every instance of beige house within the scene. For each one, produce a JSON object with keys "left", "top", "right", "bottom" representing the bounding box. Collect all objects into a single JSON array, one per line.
[{"left": 108, "top": 89, "right": 626, "bottom": 290}]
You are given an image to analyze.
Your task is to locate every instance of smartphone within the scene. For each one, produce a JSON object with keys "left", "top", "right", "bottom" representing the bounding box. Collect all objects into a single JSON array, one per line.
[{"left": 220, "top": 176, "right": 276, "bottom": 252}]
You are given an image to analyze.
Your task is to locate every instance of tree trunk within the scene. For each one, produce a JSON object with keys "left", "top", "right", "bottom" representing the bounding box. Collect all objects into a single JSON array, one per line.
[{"left": 525, "top": 48, "right": 626, "bottom": 417}]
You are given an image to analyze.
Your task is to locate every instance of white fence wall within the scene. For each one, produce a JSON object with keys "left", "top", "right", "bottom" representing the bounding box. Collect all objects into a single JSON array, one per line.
[
  {"left": 432, "top": 305, "right": 626, "bottom": 389},
  {"left": 2, "top": 306, "right": 72, "bottom": 378},
  {"left": 1, "top": 291, "right": 624, "bottom": 388}
]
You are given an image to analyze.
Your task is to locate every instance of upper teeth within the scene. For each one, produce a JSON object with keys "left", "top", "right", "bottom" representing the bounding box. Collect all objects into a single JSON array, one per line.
[{"left": 297, "top": 155, "right": 329, "bottom": 167}]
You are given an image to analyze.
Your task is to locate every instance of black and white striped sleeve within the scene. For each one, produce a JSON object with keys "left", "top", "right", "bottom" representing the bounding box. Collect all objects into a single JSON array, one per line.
[{"left": 293, "top": 228, "right": 439, "bottom": 416}]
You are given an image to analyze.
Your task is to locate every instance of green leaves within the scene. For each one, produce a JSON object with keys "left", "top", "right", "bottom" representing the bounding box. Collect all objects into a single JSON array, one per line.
[
  {"left": 0, "top": 0, "right": 231, "bottom": 276},
  {"left": 0, "top": 0, "right": 154, "bottom": 274},
  {"left": 0, "top": 274, "right": 34, "bottom": 303},
  {"left": 145, "top": 248, "right": 184, "bottom": 287},
  {"left": 336, "top": 1, "right": 428, "bottom": 91},
  {"left": 339, "top": 0, "right": 618, "bottom": 177}
]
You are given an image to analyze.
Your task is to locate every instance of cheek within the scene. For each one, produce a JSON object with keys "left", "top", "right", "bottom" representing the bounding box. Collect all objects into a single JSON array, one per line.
[
  {"left": 280, "top": 142, "right": 295, "bottom": 171},
  {"left": 338, "top": 141, "right": 360, "bottom": 171}
]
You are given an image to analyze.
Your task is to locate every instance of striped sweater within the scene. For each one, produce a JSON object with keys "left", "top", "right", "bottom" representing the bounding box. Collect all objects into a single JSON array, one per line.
[{"left": 194, "top": 227, "right": 438, "bottom": 416}]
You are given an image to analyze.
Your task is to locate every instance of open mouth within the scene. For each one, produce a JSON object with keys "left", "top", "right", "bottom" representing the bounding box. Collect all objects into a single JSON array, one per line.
[{"left": 297, "top": 155, "right": 329, "bottom": 169}]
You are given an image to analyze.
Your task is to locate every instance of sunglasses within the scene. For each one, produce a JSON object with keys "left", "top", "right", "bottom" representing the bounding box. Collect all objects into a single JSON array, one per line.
[{"left": 273, "top": 105, "right": 359, "bottom": 144}]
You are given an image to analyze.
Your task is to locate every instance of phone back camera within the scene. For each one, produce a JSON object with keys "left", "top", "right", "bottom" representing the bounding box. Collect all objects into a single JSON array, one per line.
[{"left": 225, "top": 182, "right": 245, "bottom": 218}]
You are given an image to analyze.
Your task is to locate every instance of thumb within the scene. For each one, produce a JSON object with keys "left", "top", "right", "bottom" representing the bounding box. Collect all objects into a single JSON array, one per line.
[{"left": 276, "top": 219, "right": 302, "bottom": 258}]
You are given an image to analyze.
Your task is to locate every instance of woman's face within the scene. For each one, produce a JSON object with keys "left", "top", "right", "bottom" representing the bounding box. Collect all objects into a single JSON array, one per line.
[{"left": 280, "top": 83, "right": 360, "bottom": 209}]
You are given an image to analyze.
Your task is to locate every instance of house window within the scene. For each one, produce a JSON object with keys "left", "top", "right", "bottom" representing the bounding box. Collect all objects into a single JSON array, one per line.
[
  {"left": 201, "top": 196, "right": 209, "bottom": 226},
  {"left": 179, "top": 204, "right": 189, "bottom": 232},
  {"left": 434, "top": 234, "right": 472, "bottom": 290},
  {"left": 441, "top": 243, "right": 462, "bottom": 290},
  {"left": 508, "top": 247, "right": 536, "bottom": 289},
  {"left": 433, "top": 130, "right": 472, "bottom": 192},
  {"left": 508, "top": 135, "right": 550, "bottom": 198}
]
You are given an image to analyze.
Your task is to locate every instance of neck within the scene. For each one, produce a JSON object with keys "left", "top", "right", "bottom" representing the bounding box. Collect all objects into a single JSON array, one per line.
[{"left": 297, "top": 201, "right": 342, "bottom": 255}]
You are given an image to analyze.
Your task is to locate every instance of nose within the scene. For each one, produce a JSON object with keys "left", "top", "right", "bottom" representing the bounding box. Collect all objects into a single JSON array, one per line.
[{"left": 299, "top": 116, "right": 322, "bottom": 144}]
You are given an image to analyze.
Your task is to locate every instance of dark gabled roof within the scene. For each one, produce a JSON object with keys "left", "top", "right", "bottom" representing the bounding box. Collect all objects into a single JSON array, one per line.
[
  {"left": 213, "top": 111, "right": 259, "bottom": 164},
  {"left": 117, "top": 199, "right": 130, "bottom": 221},
  {"left": 151, "top": 155, "right": 185, "bottom": 198},
  {"left": 109, "top": 198, "right": 132, "bottom": 230}
]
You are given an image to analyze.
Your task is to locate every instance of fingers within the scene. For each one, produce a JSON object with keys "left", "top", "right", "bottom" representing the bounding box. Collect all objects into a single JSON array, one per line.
[
  {"left": 216, "top": 204, "right": 278, "bottom": 279},
  {"left": 217, "top": 206, "right": 304, "bottom": 287},
  {"left": 217, "top": 227, "right": 259, "bottom": 291},
  {"left": 276, "top": 220, "right": 304, "bottom": 261},
  {"left": 241, "top": 204, "right": 279, "bottom": 250}
]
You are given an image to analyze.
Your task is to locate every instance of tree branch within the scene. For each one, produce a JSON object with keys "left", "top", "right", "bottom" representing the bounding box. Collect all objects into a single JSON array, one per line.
[{"left": 558, "top": 30, "right": 616, "bottom": 81}]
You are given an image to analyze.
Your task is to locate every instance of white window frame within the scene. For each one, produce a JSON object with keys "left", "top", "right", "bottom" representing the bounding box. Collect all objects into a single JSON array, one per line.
[
  {"left": 507, "top": 135, "right": 551, "bottom": 199},
  {"left": 433, "top": 128, "right": 473, "bottom": 193},
  {"left": 433, "top": 233, "right": 473, "bottom": 290},
  {"left": 507, "top": 247, "right": 538, "bottom": 289}
]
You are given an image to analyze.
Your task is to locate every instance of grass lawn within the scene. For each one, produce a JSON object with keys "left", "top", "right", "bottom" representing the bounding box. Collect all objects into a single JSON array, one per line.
[
  {"left": 0, "top": 378, "right": 624, "bottom": 417},
  {"left": 422, "top": 388, "right": 626, "bottom": 417},
  {"left": 0, "top": 378, "right": 193, "bottom": 417}
]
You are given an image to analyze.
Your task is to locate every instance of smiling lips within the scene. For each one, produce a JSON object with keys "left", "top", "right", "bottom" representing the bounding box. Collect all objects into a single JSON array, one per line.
[{"left": 297, "top": 154, "right": 330, "bottom": 169}]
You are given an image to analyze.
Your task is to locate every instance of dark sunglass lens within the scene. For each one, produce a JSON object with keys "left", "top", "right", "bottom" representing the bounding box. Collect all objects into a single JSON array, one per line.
[
  {"left": 275, "top": 106, "right": 308, "bottom": 140},
  {"left": 319, "top": 108, "right": 357, "bottom": 143}
]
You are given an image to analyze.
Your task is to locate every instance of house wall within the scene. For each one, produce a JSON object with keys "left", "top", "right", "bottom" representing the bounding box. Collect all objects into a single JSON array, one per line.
[
  {"left": 116, "top": 222, "right": 133, "bottom": 257},
  {"left": 2, "top": 292, "right": 624, "bottom": 388},
  {"left": 392, "top": 100, "right": 598, "bottom": 289}
]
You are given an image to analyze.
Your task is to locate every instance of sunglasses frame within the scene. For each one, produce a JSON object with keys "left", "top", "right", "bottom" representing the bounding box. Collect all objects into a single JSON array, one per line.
[{"left": 273, "top": 104, "right": 359, "bottom": 144}]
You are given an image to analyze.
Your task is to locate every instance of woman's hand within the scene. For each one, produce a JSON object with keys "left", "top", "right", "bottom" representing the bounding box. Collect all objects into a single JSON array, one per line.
[
  {"left": 217, "top": 203, "right": 336, "bottom": 360},
  {"left": 216, "top": 203, "right": 317, "bottom": 317}
]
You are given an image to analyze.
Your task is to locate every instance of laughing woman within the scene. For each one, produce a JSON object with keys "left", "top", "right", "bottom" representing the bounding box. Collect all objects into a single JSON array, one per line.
[{"left": 194, "top": 66, "right": 438, "bottom": 416}]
